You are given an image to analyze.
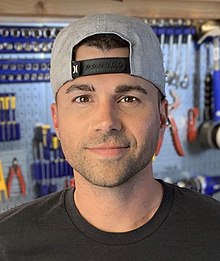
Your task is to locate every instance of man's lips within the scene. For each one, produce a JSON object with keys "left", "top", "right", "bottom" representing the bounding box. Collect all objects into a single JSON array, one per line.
[{"left": 86, "top": 145, "right": 130, "bottom": 157}]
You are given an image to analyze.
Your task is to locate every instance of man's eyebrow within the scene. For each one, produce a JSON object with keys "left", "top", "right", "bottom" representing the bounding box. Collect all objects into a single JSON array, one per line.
[
  {"left": 65, "top": 84, "right": 95, "bottom": 94},
  {"left": 115, "top": 85, "right": 148, "bottom": 95}
]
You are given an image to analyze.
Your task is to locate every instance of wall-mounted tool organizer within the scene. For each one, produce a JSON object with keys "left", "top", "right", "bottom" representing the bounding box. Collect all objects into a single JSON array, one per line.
[
  {"left": 31, "top": 124, "right": 73, "bottom": 198},
  {"left": 0, "top": 59, "right": 50, "bottom": 83},
  {"left": 0, "top": 19, "right": 220, "bottom": 212},
  {"left": 0, "top": 149, "right": 30, "bottom": 213},
  {"left": 0, "top": 92, "right": 20, "bottom": 141},
  {"left": 0, "top": 25, "right": 61, "bottom": 54}
]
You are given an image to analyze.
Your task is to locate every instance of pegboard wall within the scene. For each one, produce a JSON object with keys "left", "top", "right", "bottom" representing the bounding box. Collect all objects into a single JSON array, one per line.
[
  {"left": 155, "top": 41, "right": 220, "bottom": 181},
  {"left": 0, "top": 20, "right": 220, "bottom": 212}
]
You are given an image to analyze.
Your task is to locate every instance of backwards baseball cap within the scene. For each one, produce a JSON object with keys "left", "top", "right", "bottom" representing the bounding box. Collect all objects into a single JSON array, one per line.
[{"left": 50, "top": 14, "right": 166, "bottom": 97}]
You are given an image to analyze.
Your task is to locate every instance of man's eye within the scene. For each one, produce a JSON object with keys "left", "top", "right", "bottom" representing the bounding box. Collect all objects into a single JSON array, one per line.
[
  {"left": 73, "top": 95, "right": 91, "bottom": 103},
  {"left": 120, "top": 96, "right": 140, "bottom": 103}
]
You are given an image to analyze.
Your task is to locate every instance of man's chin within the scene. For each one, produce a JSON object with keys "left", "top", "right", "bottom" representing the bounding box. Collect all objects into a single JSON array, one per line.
[{"left": 81, "top": 172, "right": 136, "bottom": 188}]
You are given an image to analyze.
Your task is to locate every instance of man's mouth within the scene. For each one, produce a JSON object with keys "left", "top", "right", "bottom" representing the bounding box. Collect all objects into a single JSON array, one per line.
[{"left": 86, "top": 145, "right": 130, "bottom": 157}]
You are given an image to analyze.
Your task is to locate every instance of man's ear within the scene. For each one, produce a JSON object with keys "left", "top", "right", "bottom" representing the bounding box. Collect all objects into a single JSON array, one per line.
[
  {"left": 159, "top": 99, "right": 168, "bottom": 130},
  {"left": 51, "top": 103, "right": 60, "bottom": 139},
  {"left": 155, "top": 99, "right": 168, "bottom": 156}
]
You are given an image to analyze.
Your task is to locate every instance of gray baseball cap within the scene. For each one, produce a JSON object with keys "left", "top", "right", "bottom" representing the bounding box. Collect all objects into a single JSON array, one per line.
[{"left": 50, "top": 14, "right": 166, "bottom": 97}]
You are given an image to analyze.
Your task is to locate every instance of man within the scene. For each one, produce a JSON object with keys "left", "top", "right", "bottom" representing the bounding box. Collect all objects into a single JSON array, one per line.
[{"left": 1, "top": 14, "right": 220, "bottom": 261}]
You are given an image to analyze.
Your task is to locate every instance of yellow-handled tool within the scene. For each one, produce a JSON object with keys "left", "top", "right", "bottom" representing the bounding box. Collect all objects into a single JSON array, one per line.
[{"left": 0, "top": 160, "right": 8, "bottom": 201}]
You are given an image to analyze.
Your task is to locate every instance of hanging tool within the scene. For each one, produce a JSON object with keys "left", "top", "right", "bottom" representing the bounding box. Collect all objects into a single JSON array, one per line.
[
  {"left": 171, "top": 21, "right": 183, "bottom": 88},
  {"left": 10, "top": 93, "right": 20, "bottom": 140},
  {"left": 198, "top": 27, "right": 220, "bottom": 123},
  {"left": 213, "top": 36, "right": 220, "bottom": 122},
  {"left": 176, "top": 175, "right": 220, "bottom": 196},
  {"left": 180, "top": 23, "right": 195, "bottom": 89},
  {"left": 157, "top": 19, "right": 166, "bottom": 51},
  {"left": 187, "top": 45, "right": 200, "bottom": 143},
  {"left": 4, "top": 94, "right": 11, "bottom": 141},
  {"left": 0, "top": 93, "right": 20, "bottom": 142},
  {"left": 0, "top": 160, "right": 8, "bottom": 201},
  {"left": 49, "top": 134, "right": 58, "bottom": 193},
  {"left": 52, "top": 135, "right": 60, "bottom": 179},
  {"left": 42, "top": 125, "right": 51, "bottom": 160},
  {"left": 39, "top": 138, "right": 49, "bottom": 197},
  {"left": 31, "top": 138, "right": 41, "bottom": 192},
  {"left": 168, "top": 90, "right": 184, "bottom": 157},
  {"left": 49, "top": 165, "right": 57, "bottom": 193},
  {"left": 198, "top": 43, "right": 220, "bottom": 149},
  {"left": 166, "top": 23, "right": 176, "bottom": 85},
  {"left": 42, "top": 124, "right": 51, "bottom": 194},
  {"left": 7, "top": 158, "right": 26, "bottom": 198},
  {"left": 37, "top": 126, "right": 50, "bottom": 196},
  {"left": 155, "top": 89, "right": 185, "bottom": 156},
  {"left": 32, "top": 125, "right": 49, "bottom": 197},
  {"left": 0, "top": 94, "right": 6, "bottom": 142}
]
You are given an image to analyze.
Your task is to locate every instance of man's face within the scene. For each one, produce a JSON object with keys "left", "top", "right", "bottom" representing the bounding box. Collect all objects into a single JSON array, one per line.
[{"left": 51, "top": 45, "right": 167, "bottom": 188}]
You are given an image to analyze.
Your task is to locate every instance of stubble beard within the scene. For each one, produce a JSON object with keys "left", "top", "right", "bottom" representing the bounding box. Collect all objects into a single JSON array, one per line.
[{"left": 60, "top": 128, "right": 159, "bottom": 188}]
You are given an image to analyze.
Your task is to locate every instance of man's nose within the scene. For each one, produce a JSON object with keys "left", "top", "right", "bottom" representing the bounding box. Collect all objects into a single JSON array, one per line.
[{"left": 94, "top": 101, "right": 122, "bottom": 132}]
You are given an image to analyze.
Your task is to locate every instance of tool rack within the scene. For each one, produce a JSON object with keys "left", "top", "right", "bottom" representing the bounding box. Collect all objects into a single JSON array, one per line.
[{"left": 0, "top": 19, "right": 220, "bottom": 212}]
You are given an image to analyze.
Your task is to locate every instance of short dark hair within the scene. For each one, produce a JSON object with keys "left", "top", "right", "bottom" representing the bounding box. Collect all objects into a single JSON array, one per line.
[{"left": 73, "top": 33, "right": 129, "bottom": 57}]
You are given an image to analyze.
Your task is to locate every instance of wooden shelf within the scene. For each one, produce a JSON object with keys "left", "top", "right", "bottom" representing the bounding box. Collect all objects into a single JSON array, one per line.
[{"left": 0, "top": 0, "right": 220, "bottom": 22}]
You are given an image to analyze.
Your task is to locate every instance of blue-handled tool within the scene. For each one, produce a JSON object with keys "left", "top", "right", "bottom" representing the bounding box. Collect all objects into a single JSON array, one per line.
[
  {"left": 33, "top": 125, "right": 49, "bottom": 197},
  {"left": 49, "top": 159, "right": 57, "bottom": 193},
  {"left": 198, "top": 28, "right": 220, "bottom": 122},
  {"left": 176, "top": 175, "right": 220, "bottom": 196},
  {"left": 39, "top": 141, "right": 49, "bottom": 197},
  {"left": 42, "top": 125, "right": 51, "bottom": 160},
  {"left": 10, "top": 93, "right": 20, "bottom": 140},
  {"left": 4, "top": 94, "right": 11, "bottom": 141},
  {"left": 0, "top": 95, "right": 5, "bottom": 142},
  {"left": 213, "top": 36, "right": 220, "bottom": 122}
]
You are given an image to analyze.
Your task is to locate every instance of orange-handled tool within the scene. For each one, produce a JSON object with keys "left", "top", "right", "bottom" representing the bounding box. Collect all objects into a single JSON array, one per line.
[
  {"left": 169, "top": 116, "right": 185, "bottom": 156},
  {"left": 7, "top": 158, "right": 26, "bottom": 197},
  {"left": 187, "top": 107, "right": 199, "bottom": 142}
]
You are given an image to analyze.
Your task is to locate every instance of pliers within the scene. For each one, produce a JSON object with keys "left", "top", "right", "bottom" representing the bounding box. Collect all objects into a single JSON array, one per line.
[
  {"left": 7, "top": 158, "right": 26, "bottom": 197},
  {"left": 156, "top": 89, "right": 185, "bottom": 156}
]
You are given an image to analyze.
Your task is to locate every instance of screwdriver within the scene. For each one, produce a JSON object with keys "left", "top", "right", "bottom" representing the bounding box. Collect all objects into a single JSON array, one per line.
[
  {"left": 4, "top": 94, "right": 10, "bottom": 141},
  {"left": 10, "top": 93, "right": 20, "bottom": 140},
  {"left": 0, "top": 95, "right": 6, "bottom": 141},
  {"left": 42, "top": 125, "right": 51, "bottom": 160}
]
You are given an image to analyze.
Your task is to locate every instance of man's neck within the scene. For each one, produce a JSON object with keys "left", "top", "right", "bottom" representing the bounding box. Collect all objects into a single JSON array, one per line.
[{"left": 73, "top": 168, "right": 163, "bottom": 233}]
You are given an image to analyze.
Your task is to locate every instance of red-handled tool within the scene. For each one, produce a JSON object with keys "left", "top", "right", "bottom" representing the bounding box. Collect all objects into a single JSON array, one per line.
[
  {"left": 187, "top": 45, "right": 200, "bottom": 143},
  {"left": 7, "top": 158, "right": 26, "bottom": 197},
  {"left": 187, "top": 107, "right": 199, "bottom": 142},
  {"left": 155, "top": 89, "right": 185, "bottom": 156},
  {"left": 168, "top": 116, "right": 185, "bottom": 156},
  {"left": 155, "top": 116, "right": 185, "bottom": 157}
]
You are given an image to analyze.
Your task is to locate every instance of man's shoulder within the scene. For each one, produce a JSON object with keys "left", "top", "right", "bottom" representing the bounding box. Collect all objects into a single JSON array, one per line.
[
  {"left": 0, "top": 189, "right": 67, "bottom": 230},
  {"left": 164, "top": 181, "right": 220, "bottom": 216}
]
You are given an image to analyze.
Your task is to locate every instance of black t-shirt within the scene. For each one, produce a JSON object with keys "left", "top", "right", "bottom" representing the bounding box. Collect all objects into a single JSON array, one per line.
[{"left": 1, "top": 180, "right": 220, "bottom": 260}]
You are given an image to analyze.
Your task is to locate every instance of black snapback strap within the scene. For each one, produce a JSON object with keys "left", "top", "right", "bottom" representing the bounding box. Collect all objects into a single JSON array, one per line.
[{"left": 71, "top": 57, "right": 130, "bottom": 78}]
